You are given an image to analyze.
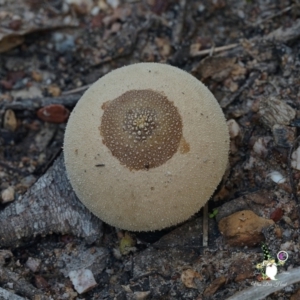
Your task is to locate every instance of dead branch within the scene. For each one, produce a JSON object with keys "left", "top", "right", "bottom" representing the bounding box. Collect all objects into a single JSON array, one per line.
[
  {"left": 0, "top": 154, "right": 103, "bottom": 248},
  {"left": 0, "top": 94, "right": 80, "bottom": 112},
  {"left": 226, "top": 267, "right": 300, "bottom": 300},
  {"left": 190, "top": 43, "right": 239, "bottom": 58},
  {"left": 190, "top": 18, "right": 300, "bottom": 62},
  {"left": 61, "top": 84, "right": 91, "bottom": 96},
  {"left": 265, "top": 18, "right": 300, "bottom": 43},
  {"left": 253, "top": 5, "right": 293, "bottom": 26}
]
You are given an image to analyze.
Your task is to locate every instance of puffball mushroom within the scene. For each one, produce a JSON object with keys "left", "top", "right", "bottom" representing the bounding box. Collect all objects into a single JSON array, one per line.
[{"left": 64, "top": 63, "right": 229, "bottom": 231}]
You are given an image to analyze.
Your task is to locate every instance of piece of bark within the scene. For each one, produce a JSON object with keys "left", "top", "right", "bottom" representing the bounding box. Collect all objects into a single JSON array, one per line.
[
  {"left": 0, "top": 153, "right": 103, "bottom": 248},
  {"left": 259, "top": 96, "right": 296, "bottom": 129},
  {"left": 265, "top": 18, "right": 300, "bottom": 43}
]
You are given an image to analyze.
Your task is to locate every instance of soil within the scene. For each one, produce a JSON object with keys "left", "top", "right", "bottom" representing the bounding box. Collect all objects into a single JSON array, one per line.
[{"left": 1, "top": 0, "right": 300, "bottom": 299}]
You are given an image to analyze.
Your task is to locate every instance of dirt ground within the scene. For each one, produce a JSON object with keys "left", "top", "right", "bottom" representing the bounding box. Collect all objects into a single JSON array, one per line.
[{"left": 1, "top": 0, "right": 300, "bottom": 299}]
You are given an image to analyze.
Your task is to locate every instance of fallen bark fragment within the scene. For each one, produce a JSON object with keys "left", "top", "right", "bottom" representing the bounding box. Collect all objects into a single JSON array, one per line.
[
  {"left": 0, "top": 154, "right": 103, "bottom": 248},
  {"left": 265, "top": 18, "right": 300, "bottom": 42}
]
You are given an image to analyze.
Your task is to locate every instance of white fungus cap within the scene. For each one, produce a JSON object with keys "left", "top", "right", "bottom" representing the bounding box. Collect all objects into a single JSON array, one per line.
[{"left": 64, "top": 63, "right": 229, "bottom": 231}]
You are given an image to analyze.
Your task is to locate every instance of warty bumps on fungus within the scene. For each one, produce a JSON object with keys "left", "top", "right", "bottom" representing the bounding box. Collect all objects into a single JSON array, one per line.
[{"left": 64, "top": 63, "right": 229, "bottom": 231}]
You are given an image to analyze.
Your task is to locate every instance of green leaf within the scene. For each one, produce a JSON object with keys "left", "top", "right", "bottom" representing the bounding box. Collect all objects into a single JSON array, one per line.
[{"left": 209, "top": 208, "right": 218, "bottom": 218}]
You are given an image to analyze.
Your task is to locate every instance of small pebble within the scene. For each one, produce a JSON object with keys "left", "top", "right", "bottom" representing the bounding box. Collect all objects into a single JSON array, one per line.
[
  {"left": 3, "top": 109, "right": 17, "bottom": 132},
  {"left": 268, "top": 171, "right": 286, "bottom": 184},
  {"left": 52, "top": 32, "right": 75, "bottom": 53},
  {"left": 98, "top": 0, "right": 109, "bottom": 10},
  {"left": 21, "top": 175, "right": 36, "bottom": 188},
  {"left": 107, "top": 0, "right": 119, "bottom": 8},
  {"left": 282, "top": 215, "right": 294, "bottom": 227},
  {"left": 281, "top": 241, "right": 292, "bottom": 251},
  {"left": 198, "top": 4, "right": 205, "bottom": 12},
  {"left": 63, "top": 15, "right": 73, "bottom": 25},
  {"left": 181, "top": 269, "right": 202, "bottom": 289},
  {"left": 134, "top": 291, "right": 151, "bottom": 300},
  {"left": 25, "top": 257, "right": 42, "bottom": 273},
  {"left": 15, "top": 175, "right": 36, "bottom": 194},
  {"left": 291, "top": 146, "right": 300, "bottom": 170},
  {"left": 91, "top": 6, "right": 100, "bottom": 16},
  {"left": 272, "top": 124, "right": 295, "bottom": 148},
  {"left": 270, "top": 208, "right": 283, "bottom": 222},
  {"left": 253, "top": 137, "right": 271, "bottom": 157},
  {"left": 62, "top": 2, "right": 70, "bottom": 14},
  {"left": 31, "top": 71, "right": 43, "bottom": 82},
  {"left": 13, "top": 78, "right": 29, "bottom": 90},
  {"left": 282, "top": 229, "right": 291, "bottom": 239},
  {"left": 7, "top": 282, "right": 13, "bottom": 289},
  {"left": 47, "top": 85, "right": 61, "bottom": 97},
  {"left": 227, "top": 119, "right": 240, "bottom": 139},
  {"left": 1, "top": 186, "right": 15, "bottom": 203},
  {"left": 69, "top": 269, "right": 97, "bottom": 294},
  {"left": 37, "top": 104, "right": 69, "bottom": 123},
  {"left": 237, "top": 10, "right": 245, "bottom": 19}
]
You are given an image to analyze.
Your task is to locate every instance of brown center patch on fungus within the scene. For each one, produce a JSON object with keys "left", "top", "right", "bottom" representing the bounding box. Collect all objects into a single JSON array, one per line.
[{"left": 100, "top": 89, "right": 183, "bottom": 170}]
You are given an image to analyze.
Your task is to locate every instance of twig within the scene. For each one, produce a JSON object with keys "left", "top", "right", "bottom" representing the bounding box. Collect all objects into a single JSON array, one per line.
[
  {"left": 209, "top": 42, "right": 215, "bottom": 57},
  {"left": 254, "top": 5, "right": 293, "bottom": 26},
  {"left": 197, "top": 19, "right": 300, "bottom": 61},
  {"left": 190, "top": 43, "right": 238, "bottom": 57},
  {"left": 226, "top": 267, "right": 300, "bottom": 300},
  {"left": 265, "top": 18, "right": 300, "bottom": 43},
  {"left": 203, "top": 203, "right": 208, "bottom": 247},
  {"left": 61, "top": 84, "right": 91, "bottom": 96},
  {"left": 0, "top": 94, "right": 81, "bottom": 112}
]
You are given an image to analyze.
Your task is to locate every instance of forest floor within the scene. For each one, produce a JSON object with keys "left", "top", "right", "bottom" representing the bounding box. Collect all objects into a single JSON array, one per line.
[{"left": 1, "top": 0, "right": 300, "bottom": 299}]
